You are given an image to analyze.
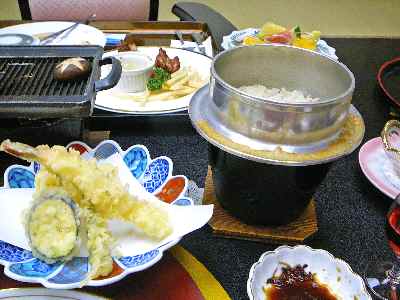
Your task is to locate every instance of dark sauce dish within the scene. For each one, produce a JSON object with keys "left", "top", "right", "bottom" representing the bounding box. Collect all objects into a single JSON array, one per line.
[{"left": 378, "top": 57, "right": 400, "bottom": 108}]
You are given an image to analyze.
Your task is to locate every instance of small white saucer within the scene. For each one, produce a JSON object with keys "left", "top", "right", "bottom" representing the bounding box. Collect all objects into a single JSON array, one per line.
[
  {"left": 359, "top": 137, "right": 400, "bottom": 199},
  {"left": 0, "top": 33, "right": 39, "bottom": 46}
]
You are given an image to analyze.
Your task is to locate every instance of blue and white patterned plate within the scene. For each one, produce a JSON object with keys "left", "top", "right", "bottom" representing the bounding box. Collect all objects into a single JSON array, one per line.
[
  {"left": 230, "top": 28, "right": 259, "bottom": 44},
  {"left": 222, "top": 28, "right": 338, "bottom": 60},
  {"left": 0, "top": 140, "right": 196, "bottom": 289}
]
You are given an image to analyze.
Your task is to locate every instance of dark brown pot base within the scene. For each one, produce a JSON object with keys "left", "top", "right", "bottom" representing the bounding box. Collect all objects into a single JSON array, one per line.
[{"left": 208, "top": 144, "right": 331, "bottom": 226}]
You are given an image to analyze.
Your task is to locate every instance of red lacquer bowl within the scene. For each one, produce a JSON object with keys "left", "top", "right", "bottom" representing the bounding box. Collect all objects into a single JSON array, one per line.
[{"left": 378, "top": 57, "right": 400, "bottom": 108}]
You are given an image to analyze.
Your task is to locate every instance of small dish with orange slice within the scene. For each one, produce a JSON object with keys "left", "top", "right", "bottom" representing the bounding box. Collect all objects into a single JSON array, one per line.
[{"left": 223, "top": 22, "right": 338, "bottom": 60}]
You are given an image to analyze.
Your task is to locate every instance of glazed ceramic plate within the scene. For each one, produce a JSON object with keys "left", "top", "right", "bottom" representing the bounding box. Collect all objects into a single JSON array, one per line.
[
  {"left": 0, "top": 288, "right": 107, "bottom": 299},
  {"left": 0, "top": 140, "right": 213, "bottom": 288},
  {"left": 95, "top": 47, "right": 211, "bottom": 114},
  {"left": 0, "top": 22, "right": 106, "bottom": 46},
  {"left": 377, "top": 57, "right": 400, "bottom": 108},
  {"left": 222, "top": 28, "right": 338, "bottom": 60},
  {"left": 359, "top": 136, "right": 400, "bottom": 199},
  {"left": 247, "top": 245, "right": 371, "bottom": 300},
  {"left": 230, "top": 28, "right": 259, "bottom": 44}
]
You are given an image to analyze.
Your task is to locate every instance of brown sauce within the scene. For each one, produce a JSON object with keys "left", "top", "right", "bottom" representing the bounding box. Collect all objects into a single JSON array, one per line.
[{"left": 264, "top": 264, "right": 338, "bottom": 300}]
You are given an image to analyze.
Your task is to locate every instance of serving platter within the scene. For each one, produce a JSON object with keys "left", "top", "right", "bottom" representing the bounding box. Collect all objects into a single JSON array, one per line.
[
  {"left": 0, "top": 140, "right": 213, "bottom": 288},
  {"left": 0, "top": 22, "right": 106, "bottom": 46},
  {"left": 95, "top": 47, "right": 212, "bottom": 115},
  {"left": 221, "top": 28, "right": 338, "bottom": 60}
]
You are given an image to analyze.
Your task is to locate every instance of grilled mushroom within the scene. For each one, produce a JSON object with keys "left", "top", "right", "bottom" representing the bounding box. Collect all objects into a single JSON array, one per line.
[{"left": 54, "top": 57, "right": 91, "bottom": 81}]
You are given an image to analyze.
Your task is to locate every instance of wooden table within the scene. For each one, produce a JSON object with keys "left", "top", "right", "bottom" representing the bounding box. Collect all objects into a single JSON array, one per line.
[{"left": 0, "top": 20, "right": 214, "bottom": 49}]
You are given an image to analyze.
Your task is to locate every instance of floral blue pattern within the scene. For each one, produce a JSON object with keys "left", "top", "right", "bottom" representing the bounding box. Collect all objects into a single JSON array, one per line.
[
  {"left": 0, "top": 140, "right": 191, "bottom": 288},
  {"left": 0, "top": 241, "right": 32, "bottom": 262},
  {"left": 48, "top": 257, "right": 89, "bottom": 284},
  {"left": 7, "top": 167, "right": 35, "bottom": 188},
  {"left": 33, "top": 162, "right": 40, "bottom": 174},
  {"left": 9, "top": 259, "right": 61, "bottom": 277},
  {"left": 93, "top": 142, "right": 121, "bottom": 160},
  {"left": 142, "top": 158, "right": 170, "bottom": 193},
  {"left": 123, "top": 146, "right": 148, "bottom": 179},
  {"left": 118, "top": 250, "right": 159, "bottom": 268},
  {"left": 172, "top": 198, "right": 193, "bottom": 206}
]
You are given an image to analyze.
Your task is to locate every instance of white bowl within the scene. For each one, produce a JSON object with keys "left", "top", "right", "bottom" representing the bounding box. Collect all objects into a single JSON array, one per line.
[
  {"left": 115, "top": 52, "right": 154, "bottom": 93},
  {"left": 247, "top": 245, "right": 371, "bottom": 300}
]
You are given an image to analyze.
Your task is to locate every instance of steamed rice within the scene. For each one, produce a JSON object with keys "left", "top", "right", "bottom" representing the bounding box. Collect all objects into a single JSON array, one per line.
[{"left": 238, "top": 85, "right": 320, "bottom": 103}]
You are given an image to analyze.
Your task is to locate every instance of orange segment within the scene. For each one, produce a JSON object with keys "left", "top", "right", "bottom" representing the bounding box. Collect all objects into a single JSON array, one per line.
[{"left": 243, "top": 36, "right": 264, "bottom": 46}]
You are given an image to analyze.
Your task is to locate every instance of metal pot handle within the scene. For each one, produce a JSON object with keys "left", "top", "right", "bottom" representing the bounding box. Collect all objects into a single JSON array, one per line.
[
  {"left": 381, "top": 119, "right": 400, "bottom": 158},
  {"left": 95, "top": 56, "right": 122, "bottom": 92}
]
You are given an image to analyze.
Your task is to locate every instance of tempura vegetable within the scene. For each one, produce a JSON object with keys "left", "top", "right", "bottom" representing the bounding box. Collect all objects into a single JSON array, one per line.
[
  {"left": 80, "top": 208, "right": 114, "bottom": 278},
  {"left": 1, "top": 140, "right": 172, "bottom": 240},
  {"left": 25, "top": 189, "right": 80, "bottom": 264}
]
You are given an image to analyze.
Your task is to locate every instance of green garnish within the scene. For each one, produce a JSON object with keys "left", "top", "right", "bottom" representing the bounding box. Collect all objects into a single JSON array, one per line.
[
  {"left": 147, "top": 67, "right": 171, "bottom": 91},
  {"left": 154, "top": 67, "right": 171, "bottom": 82},
  {"left": 294, "top": 25, "right": 301, "bottom": 38},
  {"left": 147, "top": 77, "right": 163, "bottom": 91}
]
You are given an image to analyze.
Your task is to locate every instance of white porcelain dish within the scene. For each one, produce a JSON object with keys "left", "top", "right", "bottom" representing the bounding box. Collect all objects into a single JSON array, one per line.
[
  {"left": 0, "top": 22, "right": 106, "bottom": 46},
  {"left": 96, "top": 47, "right": 211, "bottom": 114},
  {"left": 0, "top": 33, "right": 39, "bottom": 46},
  {"left": 247, "top": 245, "right": 371, "bottom": 300},
  {"left": 0, "top": 288, "right": 107, "bottom": 299},
  {"left": 113, "top": 52, "right": 154, "bottom": 93}
]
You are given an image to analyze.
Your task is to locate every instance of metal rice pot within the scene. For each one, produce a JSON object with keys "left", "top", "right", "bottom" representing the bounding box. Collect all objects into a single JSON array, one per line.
[
  {"left": 208, "top": 144, "right": 331, "bottom": 225},
  {"left": 210, "top": 45, "right": 355, "bottom": 153}
]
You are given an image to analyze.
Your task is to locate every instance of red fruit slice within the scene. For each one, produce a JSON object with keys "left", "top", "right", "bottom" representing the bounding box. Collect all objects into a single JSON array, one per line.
[{"left": 265, "top": 31, "right": 292, "bottom": 44}]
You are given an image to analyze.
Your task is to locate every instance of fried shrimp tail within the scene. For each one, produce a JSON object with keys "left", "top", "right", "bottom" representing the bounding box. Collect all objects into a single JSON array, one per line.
[{"left": 0, "top": 139, "right": 44, "bottom": 163}]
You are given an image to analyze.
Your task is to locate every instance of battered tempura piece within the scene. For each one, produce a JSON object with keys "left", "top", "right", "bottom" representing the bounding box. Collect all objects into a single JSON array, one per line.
[
  {"left": 25, "top": 189, "right": 81, "bottom": 264},
  {"left": 0, "top": 140, "right": 172, "bottom": 240},
  {"left": 80, "top": 208, "right": 114, "bottom": 278}
]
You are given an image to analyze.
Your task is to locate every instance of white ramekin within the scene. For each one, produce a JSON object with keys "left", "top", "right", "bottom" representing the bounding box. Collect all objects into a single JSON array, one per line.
[{"left": 114, "top": 52, "right": 154, "bottom": 93}]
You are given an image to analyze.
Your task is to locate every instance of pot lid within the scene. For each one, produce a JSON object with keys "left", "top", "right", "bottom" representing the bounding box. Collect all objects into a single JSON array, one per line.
[{"left": 189, "top": 85, "right": 365, "bottom": 166}]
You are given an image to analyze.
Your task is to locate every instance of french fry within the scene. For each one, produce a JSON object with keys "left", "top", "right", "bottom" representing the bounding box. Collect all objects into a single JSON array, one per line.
[
  {"left": 170, "top": 69, "right": 186, "bottom": 79},
  {"left": 164, "top": 70, "right": 188, "bottom": 88},
  {"left": 166, "top": 75, "right": 189, "bottom": 90},
  {"left": 147, "top": 87, "right": 196, "bottom": 101},
  {"left": 116, "top": 65, "right": 209, "bottom": 103},
  {"left": 187, "top": 80, "right": 207, "bottom": 89}
]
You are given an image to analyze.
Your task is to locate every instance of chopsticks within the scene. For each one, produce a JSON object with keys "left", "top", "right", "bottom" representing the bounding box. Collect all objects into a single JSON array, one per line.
[
  {"left": 40, "top": 14, "right": 96, "bottom": 45},
  {"left": 40, "top": 22, "right": 80, "bottom": 45},
  {"left": 191, "top": 32, "right": 206, "bottom": 55}
]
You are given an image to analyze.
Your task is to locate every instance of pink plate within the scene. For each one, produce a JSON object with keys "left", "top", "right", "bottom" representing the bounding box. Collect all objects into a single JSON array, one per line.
[{"left": 359, "top": 137, "right": 400, "bottom": 199}]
